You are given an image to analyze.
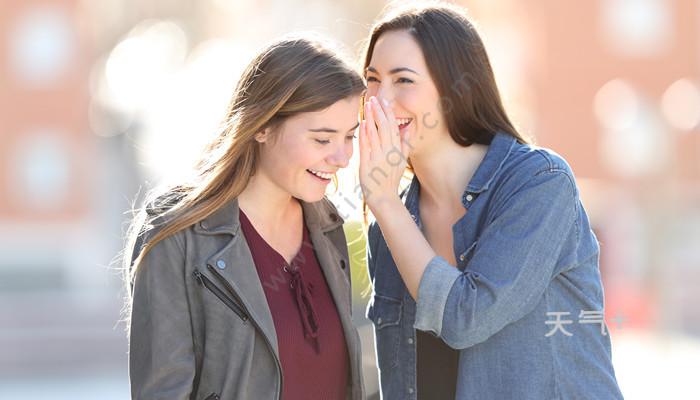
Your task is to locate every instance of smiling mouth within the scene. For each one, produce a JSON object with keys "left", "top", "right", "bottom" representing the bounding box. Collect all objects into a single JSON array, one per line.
[
  {"left": 307, "top": 169, "right": 333, "bottom": 180},
  {"left": 397, "top": 118, "right": 412, "bottom": 130}
]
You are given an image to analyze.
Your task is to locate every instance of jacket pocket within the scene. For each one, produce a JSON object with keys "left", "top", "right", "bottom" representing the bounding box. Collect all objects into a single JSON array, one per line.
[
  {"left": 366, "top": 294, "right": 402, "bottom": 372},
  {"left": 193, "top": 269, "right": 248, "bottom": 322}
]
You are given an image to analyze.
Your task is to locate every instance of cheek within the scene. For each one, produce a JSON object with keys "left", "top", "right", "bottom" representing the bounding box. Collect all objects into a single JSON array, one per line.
[
  {"left": 395, "top": 89, "right": 424, "bottom": 111},
  {"left": 296, "top": 145, "right": 326, "bottom": 167},
  {"left": 346, "top": 141, "right": 354, "bottom": 158}
]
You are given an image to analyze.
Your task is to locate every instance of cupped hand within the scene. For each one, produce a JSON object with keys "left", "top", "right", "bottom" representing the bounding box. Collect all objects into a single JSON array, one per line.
[{"left": 358, "top": 96, "right": 411, "bottom": 212}]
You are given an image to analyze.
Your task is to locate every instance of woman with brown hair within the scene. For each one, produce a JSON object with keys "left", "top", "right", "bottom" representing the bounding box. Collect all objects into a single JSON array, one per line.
[
  {"left": 358, "top": 3, "right": 623, "bottom": 399},
  {"left": 123, "top": 35, "right": 365, "bottom": 400}
]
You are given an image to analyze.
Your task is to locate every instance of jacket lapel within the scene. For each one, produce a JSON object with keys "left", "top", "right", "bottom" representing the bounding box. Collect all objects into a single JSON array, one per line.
[
  {"left": 302, "top": 200, "right": 362, "bottom": 396},
  {"left": 301, "top": 200, "right": 353, "bottom": 329},
  {"left": 196, "top": 199, "right": 279, "bottom": 352}
]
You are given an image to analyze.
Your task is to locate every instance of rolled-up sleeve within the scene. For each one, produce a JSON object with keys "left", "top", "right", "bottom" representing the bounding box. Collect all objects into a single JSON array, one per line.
[
  {"left": 414, "top": 167, "right": 577, "bottom": 350},
  {"left": 129, "top": 231, "right": 195, "bottom": 400}
]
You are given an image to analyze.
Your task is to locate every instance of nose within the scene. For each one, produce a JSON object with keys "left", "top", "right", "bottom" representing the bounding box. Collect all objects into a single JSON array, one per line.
[
  {"left": 327, "top": 138, "right": 351, "bottom": 169},
  {"left": 369, "top": 81, "right": 392, "bottom": 104}
]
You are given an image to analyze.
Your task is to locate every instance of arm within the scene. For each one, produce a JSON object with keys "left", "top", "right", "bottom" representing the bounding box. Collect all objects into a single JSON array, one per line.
[
  {"left": 129, "top": 231, "right": 196, "bottom": 400},
  {"left": 369, "top": 198, "right": 435, "bottom": 299},
  {"left": 359, "top": 97, "right": 434, "bottom": 300}
]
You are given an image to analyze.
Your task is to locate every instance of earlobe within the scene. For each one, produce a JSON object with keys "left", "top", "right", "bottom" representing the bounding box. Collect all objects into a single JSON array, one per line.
[{"left": 254, "top": 128, "right": 271, "bottom": 143}]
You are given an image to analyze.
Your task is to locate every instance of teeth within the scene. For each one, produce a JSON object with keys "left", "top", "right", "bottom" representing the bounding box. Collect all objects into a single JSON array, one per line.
[
  {"left": 396, "top": 118, "right": 412, "bottom": 126},
  {"left": 309, "top": 170, "right": 333, "bottom": 180}
]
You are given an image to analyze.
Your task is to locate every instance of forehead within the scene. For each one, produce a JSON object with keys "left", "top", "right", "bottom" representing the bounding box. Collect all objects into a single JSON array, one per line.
[
  {"left": 282, "top": 97, "right": 359, "bottom": 131},
  {"left": 369, "top": 30, "right": 428, "bottom": 71}
]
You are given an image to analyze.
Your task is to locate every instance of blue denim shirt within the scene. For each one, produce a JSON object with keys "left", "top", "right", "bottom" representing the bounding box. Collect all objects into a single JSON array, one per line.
[{"left": 366, "top": 132, "right": 623, "bottom": 399}]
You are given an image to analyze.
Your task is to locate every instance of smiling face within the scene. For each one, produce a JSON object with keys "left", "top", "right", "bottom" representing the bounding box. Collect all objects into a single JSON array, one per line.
[
  {"left": 253, "top": 96, "right": 360, "bottom": 203},
  {"left": 365, "top": 30, "right": 446, "bottom": 154}
]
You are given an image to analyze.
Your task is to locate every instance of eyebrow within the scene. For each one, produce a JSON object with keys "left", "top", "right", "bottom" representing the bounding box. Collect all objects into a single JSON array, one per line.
[
  {"left": 309, "top": 121, "right": 360, "bottom": 133},
  {"left": 366, "top": 66, "right": 419, "bottom": 75}
]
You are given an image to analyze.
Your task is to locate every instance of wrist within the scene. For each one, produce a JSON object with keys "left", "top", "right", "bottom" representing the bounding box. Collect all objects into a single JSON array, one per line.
[{"left": 366, "top": 195, "right": 404, "bottom": 218}]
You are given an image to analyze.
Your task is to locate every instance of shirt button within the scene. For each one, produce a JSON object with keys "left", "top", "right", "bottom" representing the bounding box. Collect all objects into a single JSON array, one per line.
[
  {"left": 466, "top": 194, "right": 473, "bottom": 201},
  {"left": 407, "top": 337, "right": 414, "bottom": 344},
  {"left": 459, "top": 254, "right": 466, "bottom": 261},
  {"left": 408, "top": 387, "right": 414, "bottom": 394},
  {"left": 377, "top": 317, "right": 382, "bottom": 325},
  {"left": 216, "top": 260, "right": 226, "bottom": 269},
  {"left": 200, "top": 221, "right": 209, "bottom": 230},
  {"left": 329, "top": 213, "right": 338, "bottom": 222}
]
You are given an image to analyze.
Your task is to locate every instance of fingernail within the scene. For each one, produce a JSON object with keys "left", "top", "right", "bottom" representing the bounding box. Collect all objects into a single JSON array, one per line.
[
  {"left": 381, "top": 98, "right": 389, "bottom": 107},
  {"left": 370, "top": 97, "right": 379, "bottom": 105}
]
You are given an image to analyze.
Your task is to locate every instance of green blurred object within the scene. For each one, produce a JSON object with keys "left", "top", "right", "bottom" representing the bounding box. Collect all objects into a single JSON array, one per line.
[{"left": 343, "top": 220, "right": 371, "bottom": 302}]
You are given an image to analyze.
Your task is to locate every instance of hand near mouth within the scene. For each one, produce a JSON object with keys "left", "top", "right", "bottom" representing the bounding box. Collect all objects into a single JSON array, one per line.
[{"left": 358, "top": 96, "right": 411, "bottom": 212}]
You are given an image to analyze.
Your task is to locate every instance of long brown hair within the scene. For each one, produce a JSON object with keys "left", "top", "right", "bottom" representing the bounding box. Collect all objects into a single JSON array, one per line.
[
  {"left": 362, "top": 3, "right": 530, "bottom": 146},
  {"left": 122, "top": 35, "right": 364, "bottom": 304}
]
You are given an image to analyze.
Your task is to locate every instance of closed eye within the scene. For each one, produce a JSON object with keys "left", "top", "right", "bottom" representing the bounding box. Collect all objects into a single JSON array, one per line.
[
  {"left": 396, "top": 77, "right": 413, "bottom": 84},
  {"left": 315, "top": 139, "right": 331, "bottom": 145}
]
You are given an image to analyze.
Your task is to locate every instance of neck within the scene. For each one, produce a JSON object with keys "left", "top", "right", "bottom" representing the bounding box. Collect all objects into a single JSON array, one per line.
[
  {"left": 410, "top": 137, "right": 488, "bottom": 208},
  {"left": 238, "top": 176, "right": 300, "bottom": 225}
]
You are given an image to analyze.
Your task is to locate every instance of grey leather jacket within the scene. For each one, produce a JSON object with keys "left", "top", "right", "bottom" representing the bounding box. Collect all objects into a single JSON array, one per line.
[{"left": 128, "top": 198, "right": 365, "bottom": 400}]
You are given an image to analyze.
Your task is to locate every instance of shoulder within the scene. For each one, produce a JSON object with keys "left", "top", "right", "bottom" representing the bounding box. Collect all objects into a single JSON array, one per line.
[
  {"left": 508, "top": 141, "right": 573, "bottom": 175},
  {"left": 130, "top": 188, "right": 190, "bottom": 261},
  {"left": 501, "top": 141, "right": 578, "bottom": 193},
  {"left": 137, "top": 187, "right": 189, "bottom": 237}
]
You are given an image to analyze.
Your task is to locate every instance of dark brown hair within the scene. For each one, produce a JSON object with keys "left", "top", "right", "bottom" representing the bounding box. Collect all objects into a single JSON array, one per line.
[{"left": 362, "top": 3, "right": 530, "bottom": 146}]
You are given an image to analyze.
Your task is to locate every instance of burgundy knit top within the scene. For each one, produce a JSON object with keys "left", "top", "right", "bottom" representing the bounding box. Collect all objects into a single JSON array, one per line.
[{"left": 239, "top": 210, "right": 349, "bottom": 400}]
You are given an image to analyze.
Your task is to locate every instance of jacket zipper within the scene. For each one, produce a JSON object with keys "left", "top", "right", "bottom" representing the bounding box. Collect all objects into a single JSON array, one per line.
[
  {"left": 193, "top": 269, "right": 248, "bottom": 322},
  {"left": 202, "top": 265, "right": 285, "bottom": 400},
  {"left": 203, "top": 393, "right": 219, "bottom": 400}
]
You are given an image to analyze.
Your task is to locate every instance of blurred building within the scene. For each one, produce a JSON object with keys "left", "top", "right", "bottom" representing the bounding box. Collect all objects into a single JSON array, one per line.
[{"left": 0, "top": 0, "right": 131, "bottom": 394}]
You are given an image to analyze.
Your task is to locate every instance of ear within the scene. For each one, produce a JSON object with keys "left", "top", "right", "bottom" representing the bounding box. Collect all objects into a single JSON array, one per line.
[{"left": 254, "top": 128, "right": 271, "bottom": 143}]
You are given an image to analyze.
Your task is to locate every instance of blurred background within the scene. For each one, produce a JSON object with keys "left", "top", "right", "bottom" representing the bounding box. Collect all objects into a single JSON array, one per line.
[{"left": 1, "top": 0, "right": 699, "bottom": 398}]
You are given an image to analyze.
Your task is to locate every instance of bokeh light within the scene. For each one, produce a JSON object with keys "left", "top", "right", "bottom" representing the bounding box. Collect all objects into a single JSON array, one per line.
[{"left": 661, "top": 78, "right": 700, "bottom": 132}]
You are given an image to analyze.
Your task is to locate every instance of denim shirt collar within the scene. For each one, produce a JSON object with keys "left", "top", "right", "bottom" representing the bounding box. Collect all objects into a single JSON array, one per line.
[
  {"left": 404, "top": 131, "right": 517, "bottom": 215},
  {"left": 466, "top": 132, "right": 516, "bottom": 193}
]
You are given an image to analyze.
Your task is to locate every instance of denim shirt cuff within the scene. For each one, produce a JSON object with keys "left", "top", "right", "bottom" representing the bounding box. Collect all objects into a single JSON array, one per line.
[{"left": 414, "top": 256, "right": 462, "bottom": 335}]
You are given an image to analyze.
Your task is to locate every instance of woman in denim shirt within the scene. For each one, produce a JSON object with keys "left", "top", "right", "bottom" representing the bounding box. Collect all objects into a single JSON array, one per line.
[{"left": 357, "top": 4, "right": 624, "bottom": 399}]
